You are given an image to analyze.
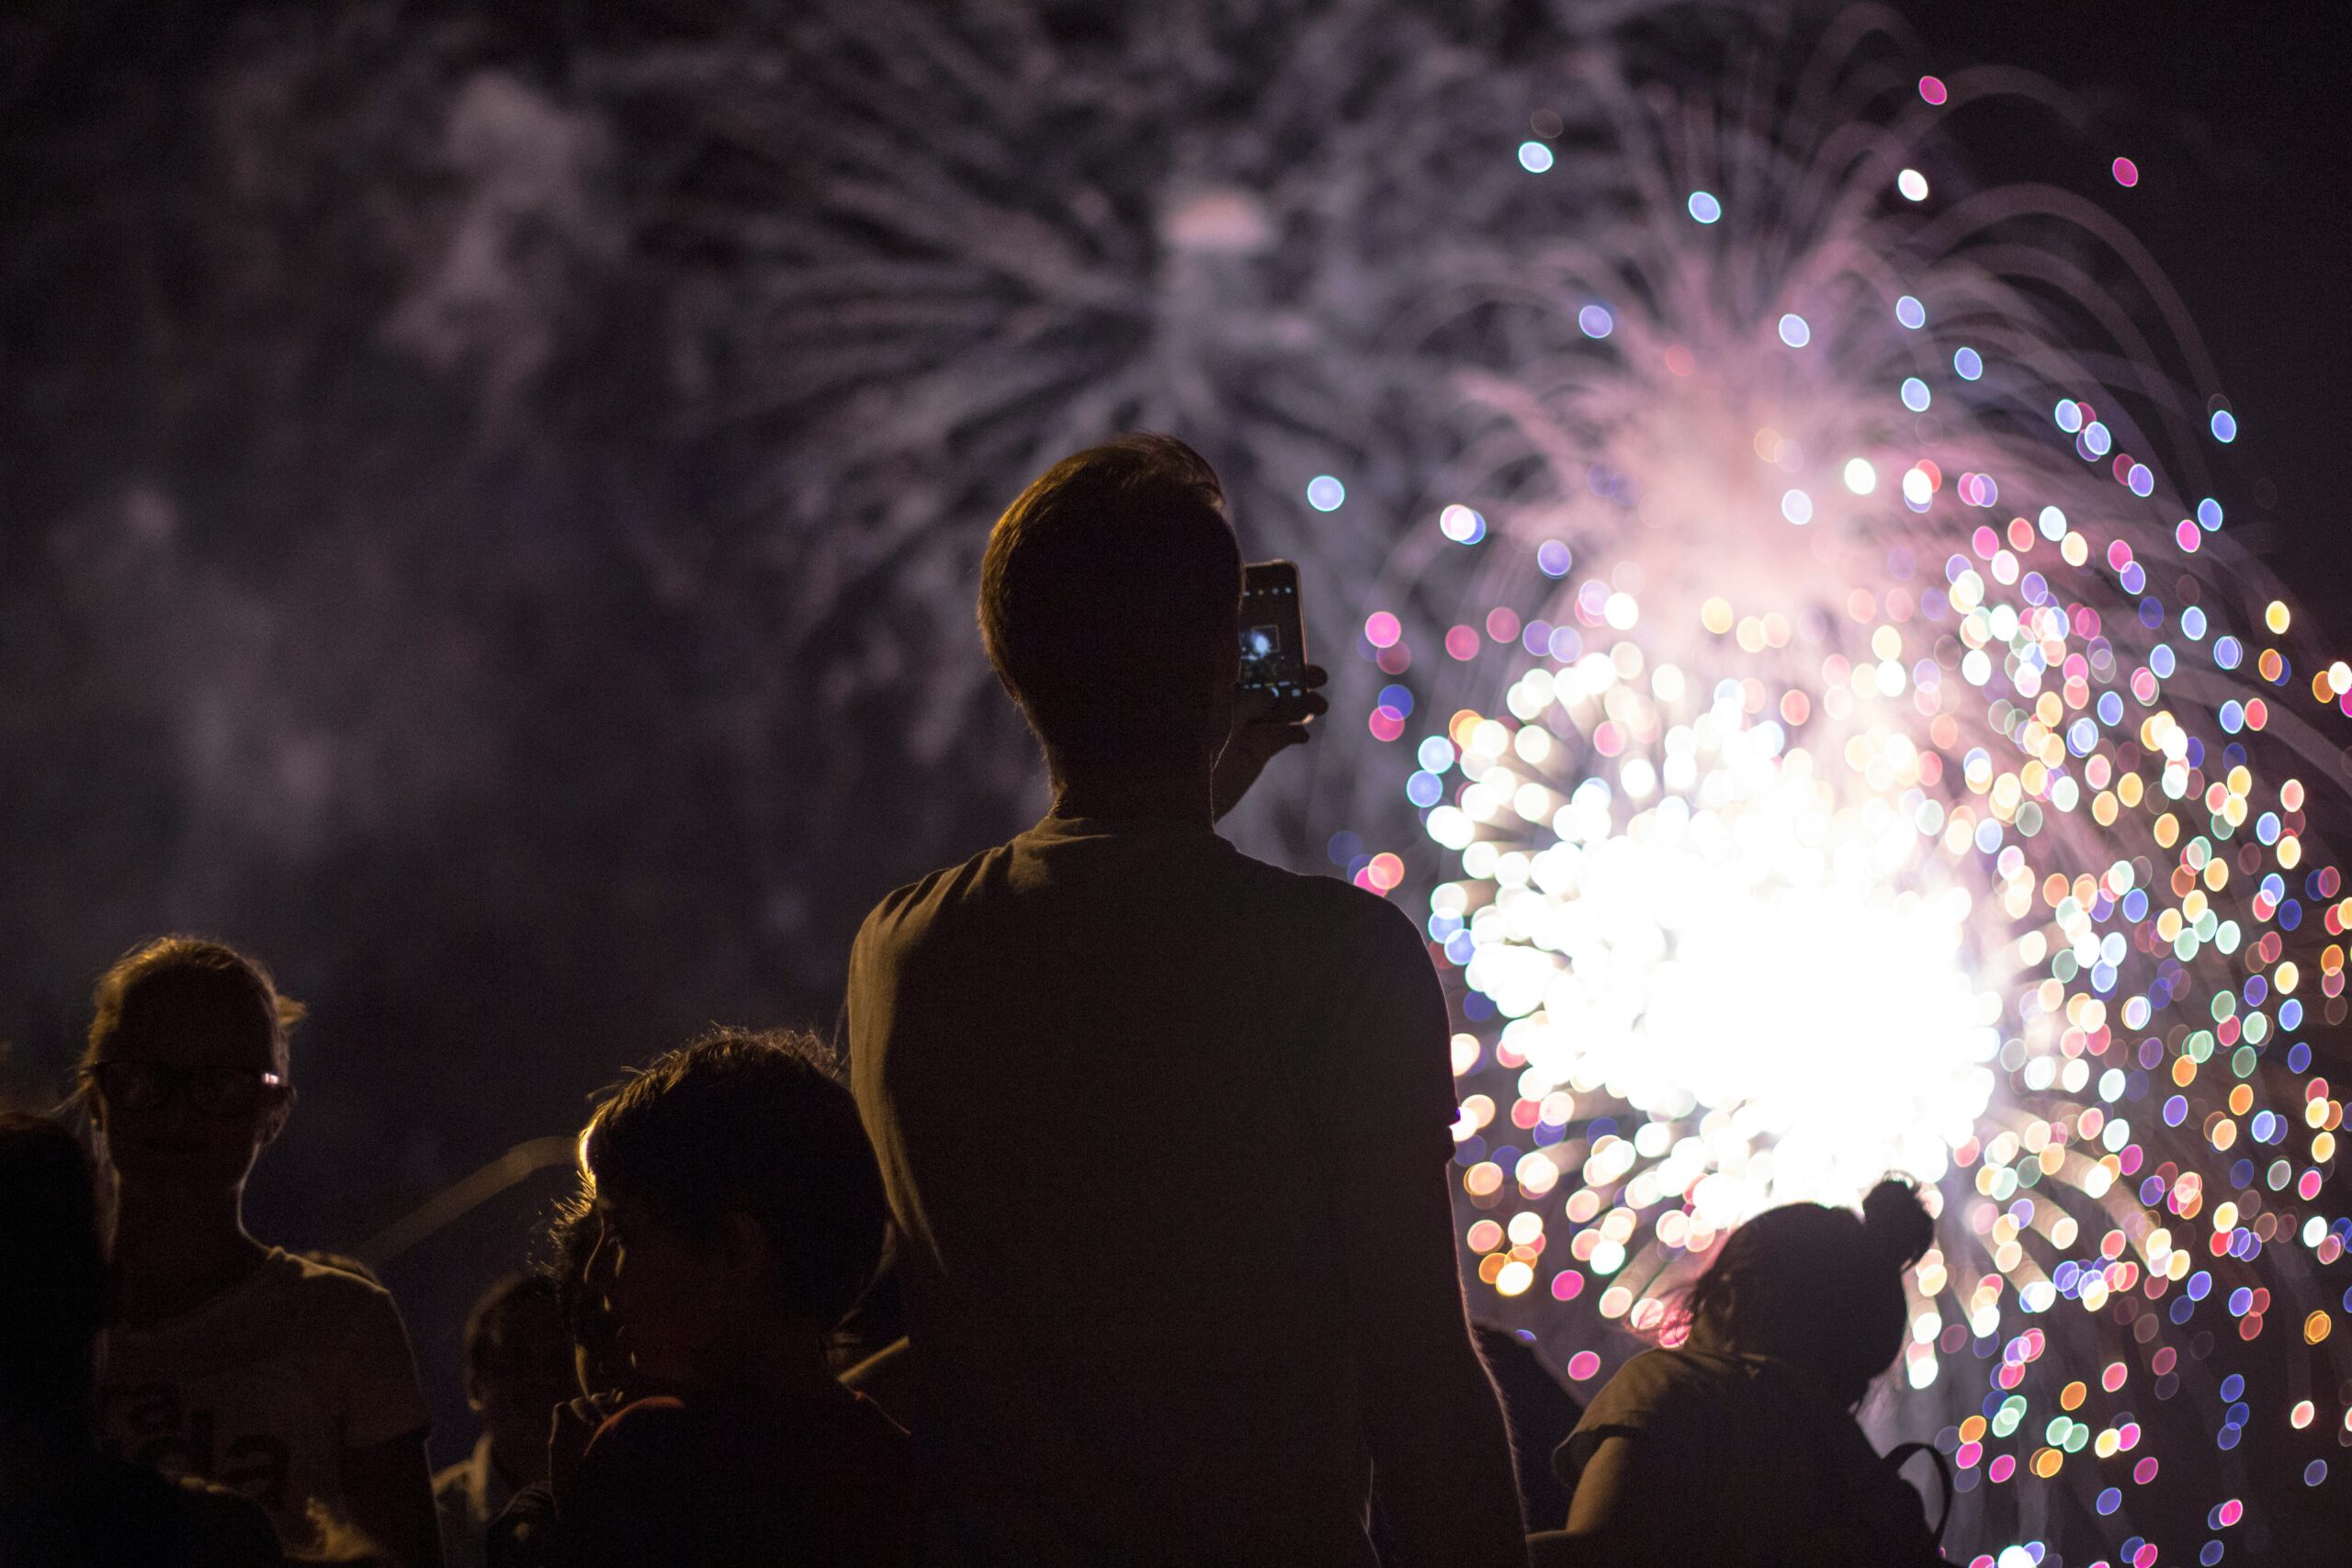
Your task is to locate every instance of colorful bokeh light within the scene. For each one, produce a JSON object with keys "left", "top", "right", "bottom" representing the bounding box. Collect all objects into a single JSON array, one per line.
[{"left": 1334, "top": 30, "right": 2350, "bottom": 1565}]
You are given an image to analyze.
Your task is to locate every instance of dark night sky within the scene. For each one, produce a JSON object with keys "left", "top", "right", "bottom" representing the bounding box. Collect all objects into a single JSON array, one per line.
[{"left": 1908, "top": 4, "right": 2352, "bottom": 611}]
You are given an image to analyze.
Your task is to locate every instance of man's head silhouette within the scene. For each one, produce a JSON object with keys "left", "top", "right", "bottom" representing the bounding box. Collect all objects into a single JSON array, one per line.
[{"left": 980, "top": 434, "right": 1242, "bottom": 778}]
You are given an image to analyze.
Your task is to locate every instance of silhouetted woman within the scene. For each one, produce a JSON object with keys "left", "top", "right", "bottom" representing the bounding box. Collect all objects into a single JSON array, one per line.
[
  {"left": 78, "top": 938, "right": 442, "bottom": 1565},
  {"left": 1532, "top": 1178, "right": 1952, "bottom": 1568}
]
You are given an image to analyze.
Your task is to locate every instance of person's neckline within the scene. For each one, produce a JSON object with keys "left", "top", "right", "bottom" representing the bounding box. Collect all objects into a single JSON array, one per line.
[
  {"left": 1676, "top": 1344, "right": 1845, "bottom": 1406},
  {"left": 115, "top": 1246, "right": 286, "bottom": 1336},
  {"left": 1032, "top": 811, "right": 1222, "bottom": 836}
]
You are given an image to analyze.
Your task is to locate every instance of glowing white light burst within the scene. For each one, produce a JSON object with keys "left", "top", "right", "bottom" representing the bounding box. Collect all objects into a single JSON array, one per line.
[{"left": 1438, "top": 676, "right": 2001, "bottom": 1228}]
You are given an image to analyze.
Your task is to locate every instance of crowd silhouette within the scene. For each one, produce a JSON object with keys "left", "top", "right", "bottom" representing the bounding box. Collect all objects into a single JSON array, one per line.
[{"left": 2, "top": 437, "right": 1958, "bottom": 1567}]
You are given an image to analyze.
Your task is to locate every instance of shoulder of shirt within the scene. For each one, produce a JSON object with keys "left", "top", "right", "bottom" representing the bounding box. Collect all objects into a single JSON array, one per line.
[
  {"left": 98, "top": 1252, "right": 387, "bottom": 1360},
  {"left": 261, "top": 1248, "right": 408, "bottom": 1329},
  {"left": 1586, "top": 1347, "right": 1744, "bottom": 1414},
  {"left": 1197, "top": 847, "right": 1443, "bottom": 980},
  {"left": 1250, "top": 860, "right": 1435, "bottom": 968},
  {"left": 272, "top": 1247, "right": 394, "bottom": 1297},
  {"left": 1211, "top": 840, "right": 1414, "bottom": 923},
  {"left": 856, "top": 835, "right": 1418, "bottom": 960},
  {"left": 854, "top": 842, "right": 1006, "bottom": 944}
]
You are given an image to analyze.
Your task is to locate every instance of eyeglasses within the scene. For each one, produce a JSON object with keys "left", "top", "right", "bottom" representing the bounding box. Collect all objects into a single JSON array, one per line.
[{"left": 81, "top": 1061, "right": 286, "bottom": 1117}]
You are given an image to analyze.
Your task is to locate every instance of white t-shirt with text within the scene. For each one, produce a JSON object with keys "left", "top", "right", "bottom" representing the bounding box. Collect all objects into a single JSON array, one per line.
[{"left": 98, "top": 1247, "right": 431, "bottom": 1549}]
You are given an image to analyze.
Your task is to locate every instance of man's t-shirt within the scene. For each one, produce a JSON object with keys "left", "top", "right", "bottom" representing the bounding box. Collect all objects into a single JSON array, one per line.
[
  {"left": 555, "top": 1386, "right": 917, "bottom": 1567},
  {"left": 435, "top": 1432, "right": 516, "bottom": 1568},
  {"left": 97, "top": 1247, "right": 432, "bottom": 1550},
  {"left": 848, "top": 814, "right": 1457, "bottom": 1568}
]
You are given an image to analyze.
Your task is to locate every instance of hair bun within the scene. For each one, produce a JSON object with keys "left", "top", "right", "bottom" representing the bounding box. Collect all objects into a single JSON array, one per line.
[{"left": 1860, "top": 1178, "right": 1934, "bottom": 1269}]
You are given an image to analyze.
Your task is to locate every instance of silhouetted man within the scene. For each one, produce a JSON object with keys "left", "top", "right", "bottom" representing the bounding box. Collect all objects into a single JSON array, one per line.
[
  {"left": 434, "top": 1275, "right": 574, "bottom": 1568},
  {"left": 848, "top": 434, "right": 1526, "bottom": 1568}
]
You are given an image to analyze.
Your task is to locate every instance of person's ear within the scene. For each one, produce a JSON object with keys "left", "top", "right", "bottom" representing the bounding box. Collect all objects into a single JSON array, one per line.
[
  {"left": 465, "top": 1364, "right": 490, "bottom": 1414},
  {"left": 1206, "top": 625, "right": 1242, "bottom": 750},
  {"left": 713, "top": 1211, "right": 778, "bottom": 1292}
]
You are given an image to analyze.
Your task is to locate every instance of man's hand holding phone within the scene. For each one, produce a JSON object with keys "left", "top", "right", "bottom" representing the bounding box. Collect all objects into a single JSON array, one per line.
[
  {"left": 1216, "top": 558, "right": 1326, "bottom": 821},
  {"left": 1213, "top": 664, "right": 1328, "bottom": 821}
]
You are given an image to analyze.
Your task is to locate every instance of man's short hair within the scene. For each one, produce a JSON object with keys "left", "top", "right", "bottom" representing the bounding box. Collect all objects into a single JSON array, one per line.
[
  {"left": 581, "top": 1029, "right": 888, "bottom": 1329},
  {"left": 979, "top": 434, "right": 1242, "bottom": 765},
  {"left": 464, "top": 1271, "right": 562, "bottom": 1382}
]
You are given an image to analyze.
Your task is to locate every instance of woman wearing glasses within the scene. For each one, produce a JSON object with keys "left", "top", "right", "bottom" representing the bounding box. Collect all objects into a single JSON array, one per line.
[{"left": 80, "top": 937, "right": 443, "bottom": 1567}]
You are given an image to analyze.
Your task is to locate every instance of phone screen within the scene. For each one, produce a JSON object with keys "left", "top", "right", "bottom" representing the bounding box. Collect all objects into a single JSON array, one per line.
[{"left": 1238, "top": 559, "right": 1307, "bottom": 699}]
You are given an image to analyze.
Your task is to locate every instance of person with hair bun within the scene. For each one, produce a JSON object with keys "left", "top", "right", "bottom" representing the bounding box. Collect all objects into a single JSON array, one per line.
[
  {"left": 78, "top": 937, "right": 440, "bottom": 1567},
  {"left": 1531, "top": 1178, "right": 1955, "bottom": 1568}
]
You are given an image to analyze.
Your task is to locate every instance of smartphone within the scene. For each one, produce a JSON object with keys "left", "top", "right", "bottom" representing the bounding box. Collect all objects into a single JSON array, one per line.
[{"left": 1238, "top": 559, "right": 1308, "bottom": 700}]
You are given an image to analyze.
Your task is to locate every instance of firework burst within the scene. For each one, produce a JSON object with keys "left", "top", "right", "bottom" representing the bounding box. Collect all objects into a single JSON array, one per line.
[{"left": 1317, "top": 21, "right": 2350, "bottom": 1565}]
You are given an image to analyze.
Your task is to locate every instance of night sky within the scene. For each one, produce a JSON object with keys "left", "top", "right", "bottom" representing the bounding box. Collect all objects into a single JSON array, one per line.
[
  {"left": 4, "top": 0, "right": 2347, "bottom": 1509},
  {"left": 1913, "top": 5, "right": 2352, "bottom": 611}
]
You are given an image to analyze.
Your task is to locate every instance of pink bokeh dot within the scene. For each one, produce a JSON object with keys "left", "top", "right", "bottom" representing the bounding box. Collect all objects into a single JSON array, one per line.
[
  {"left": 1444, "top": 626, "right": 1481, "bottom": 660},
  {"left": 2113, "top": 155, "right": 2140, "bottom": 187},
  {"left": 1566, "top": 1350, "right": 1601, "bottom": 1382},
  {"left": 1918, "top": 74, "right": 1948, "bottom": 106},
  {"left": 1363, "top": 610, "right": 1401, "bottom": 649}
]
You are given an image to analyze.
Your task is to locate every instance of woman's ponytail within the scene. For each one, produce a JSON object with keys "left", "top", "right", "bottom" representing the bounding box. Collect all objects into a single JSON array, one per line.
[{"left": 1860, "top": 1177, "right": 1935, "bottom": 1272}]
